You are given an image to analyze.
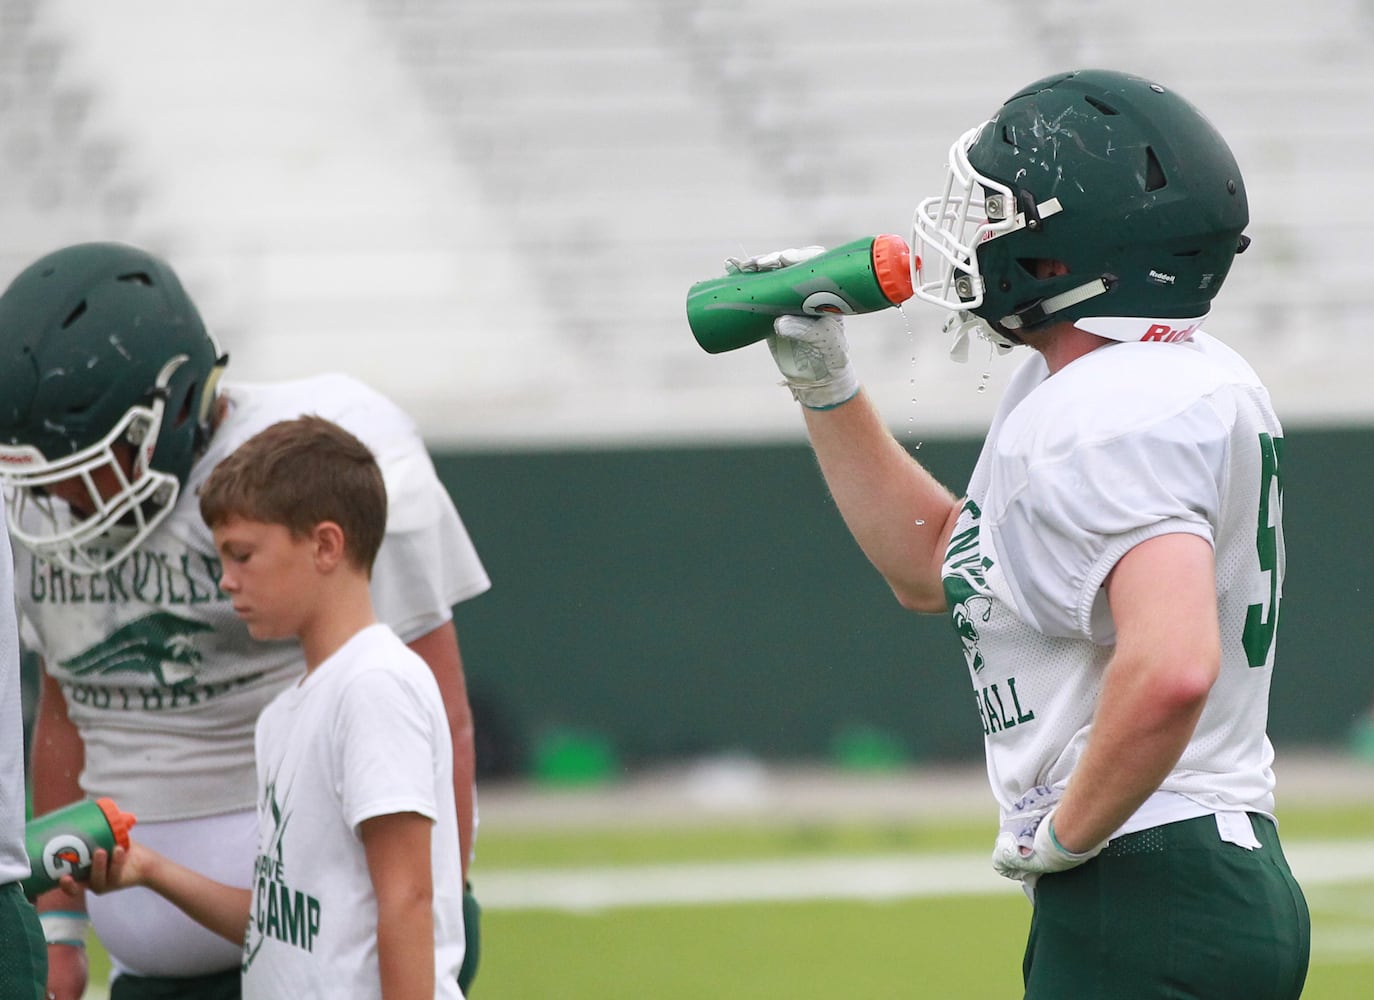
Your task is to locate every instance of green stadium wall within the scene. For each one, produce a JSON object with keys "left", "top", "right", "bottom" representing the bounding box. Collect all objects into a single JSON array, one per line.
[{"left": 435, "top": 427, "right": 1374, "bottom": 777}]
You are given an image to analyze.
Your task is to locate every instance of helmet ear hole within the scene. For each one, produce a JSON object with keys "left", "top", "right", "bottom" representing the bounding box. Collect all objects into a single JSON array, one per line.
[
  {"left": 1016, "top": 258, "right": 1071, "bottom": 281},
  {"left": 1144, "top": 147, "right": 1167, "bottom": 192}
]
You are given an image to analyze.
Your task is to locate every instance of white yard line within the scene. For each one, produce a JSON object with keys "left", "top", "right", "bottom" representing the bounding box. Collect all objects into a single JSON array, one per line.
[
  {"left": 82, "top": 837, "right": 1372, "bottom": 997},
  {"left": 477, "top": 838, "right": 1374, "bottom": 911}
]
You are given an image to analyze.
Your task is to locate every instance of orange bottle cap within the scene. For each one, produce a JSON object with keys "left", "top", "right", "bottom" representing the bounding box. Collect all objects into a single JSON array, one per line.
[
  {"left": 870, "top": 233, "right": 916, "bottom": 305},
  {"left": 95, "top": 797, "right": 138, "bottom": 850}
]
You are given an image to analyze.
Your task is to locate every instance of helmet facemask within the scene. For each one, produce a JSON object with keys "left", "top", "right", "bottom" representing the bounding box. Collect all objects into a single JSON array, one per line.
[
  {"left": 0, "top": 355, "right": 196, "bottom": 575},
  {"left": 913, "top": 123, "right": 1011, "bottom": 316},
  {"left": 913, "top": 123, "right": 1103, "bottom": 357},
  {"left": 912, "top": 124, "right": 1017, "bottom": 357}
]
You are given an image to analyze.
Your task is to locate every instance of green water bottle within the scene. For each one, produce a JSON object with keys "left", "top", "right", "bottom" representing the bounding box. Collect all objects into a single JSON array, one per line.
[
  {"left": 22, "top": 797, "right": 137, "bottom": 898},
  {"left": 685, "top": 234, "right": 916, "bottom": 354}
]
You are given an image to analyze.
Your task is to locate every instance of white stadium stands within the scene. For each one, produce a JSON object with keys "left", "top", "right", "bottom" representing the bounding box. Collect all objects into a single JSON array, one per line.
[{"left": 2, "top": 0, "right": 1371, "bottom": 445}]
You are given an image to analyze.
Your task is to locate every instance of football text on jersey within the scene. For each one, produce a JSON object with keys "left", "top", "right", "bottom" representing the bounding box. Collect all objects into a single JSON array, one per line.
[{"left": 942, "top": 498, "right": 1039, "bottom": 739}]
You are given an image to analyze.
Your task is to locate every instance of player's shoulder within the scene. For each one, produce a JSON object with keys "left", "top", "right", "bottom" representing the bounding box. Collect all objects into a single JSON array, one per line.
[
  {"left": 1002, "top": 332, "right": 1264, "bottom": 458},
  {"left": 226, "top": 373, "right": 408, "bottom": 423},
  {"left": 331, "top": 626, "right": 442, "bottom": 702},
  {"left": 210, "top": 374, "right": 420, "bottom": 457}
]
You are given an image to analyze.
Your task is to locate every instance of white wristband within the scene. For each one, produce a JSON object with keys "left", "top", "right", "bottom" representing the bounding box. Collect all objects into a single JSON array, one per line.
[{"left": 40, "top": 910, "right": 90, "bottom": 947}]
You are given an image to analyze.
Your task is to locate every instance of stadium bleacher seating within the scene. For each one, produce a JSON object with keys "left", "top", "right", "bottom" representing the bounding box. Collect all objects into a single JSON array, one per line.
[{"left": 2, "top": 0, "right": 1370, "bottom": 443}]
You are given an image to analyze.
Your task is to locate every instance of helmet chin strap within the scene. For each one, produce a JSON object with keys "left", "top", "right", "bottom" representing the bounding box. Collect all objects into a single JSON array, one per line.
[
  {"left": 947, "top": 276, "right": 1111, "bottom": 362},
  {"left": 997, "top": 277, "right": 1113, "bottom": 332}
]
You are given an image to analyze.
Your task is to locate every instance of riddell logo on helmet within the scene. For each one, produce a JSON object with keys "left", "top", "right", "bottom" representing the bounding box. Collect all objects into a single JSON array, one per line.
[
  {"left": 0, "top": 452, "right": 36, "bottom": 465},
  {"left": 1141, "top": 321, "right": 1201, "bottom": 343}
]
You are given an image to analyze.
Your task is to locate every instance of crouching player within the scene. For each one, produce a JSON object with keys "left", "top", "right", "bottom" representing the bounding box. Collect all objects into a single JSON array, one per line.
[{"left": 65, "top": 416, "right": 466, "bottom": 999}]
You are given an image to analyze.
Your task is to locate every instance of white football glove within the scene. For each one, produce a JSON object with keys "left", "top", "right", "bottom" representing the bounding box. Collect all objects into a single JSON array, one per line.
[
  {"left": 990, "top": 785, "right": 1104, "bottom": 883},
  {"left": 768, "top": 314, "right": 859, "bottom": 410}
]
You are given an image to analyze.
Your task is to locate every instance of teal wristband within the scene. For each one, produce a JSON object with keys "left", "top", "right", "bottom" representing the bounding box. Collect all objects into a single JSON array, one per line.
[
  {"left": 40, "top": 910, "right": 90, "bottom": 947},
  {"left": 1044, "top": 818, "right": 1077, "bottom": 857},
  {"left": 1047, "top": 818, "right": 1093, "bottom": 860}
]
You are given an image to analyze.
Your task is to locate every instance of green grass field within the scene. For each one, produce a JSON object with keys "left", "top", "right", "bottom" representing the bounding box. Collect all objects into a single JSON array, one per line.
[{"left": 80, "top": 800, "right": 1374, "bottom": 998}]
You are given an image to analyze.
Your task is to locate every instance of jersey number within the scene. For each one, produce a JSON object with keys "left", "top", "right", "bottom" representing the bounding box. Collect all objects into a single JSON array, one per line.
[{"left": 1242, "top": 433, "right": 1283, "bottom": 667}]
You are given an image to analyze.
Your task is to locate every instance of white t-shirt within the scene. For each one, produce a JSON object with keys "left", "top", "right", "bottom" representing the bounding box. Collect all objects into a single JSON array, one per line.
[
  {"left": 942, "top": 334, "right": 1283, "bottom": 832},
  {"left": 245, "top": 624, "right": 465, "bottom": 999},
  {"left": 0, "top": 504, "right": 27, "bottom": 884}
]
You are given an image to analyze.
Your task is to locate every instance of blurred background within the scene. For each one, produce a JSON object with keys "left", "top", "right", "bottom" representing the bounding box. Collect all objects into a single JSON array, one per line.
[{"left": 6, "top": 0, "right": 1374, "bottom": 783}]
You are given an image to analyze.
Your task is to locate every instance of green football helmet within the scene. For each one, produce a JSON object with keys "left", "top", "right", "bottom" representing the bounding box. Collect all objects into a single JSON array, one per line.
[
  {"left": 912, "top": 69, "right": 1250, "bottom": 350},
  {"left": 0, "top": 242, "right": 227, "bottom": 573}
]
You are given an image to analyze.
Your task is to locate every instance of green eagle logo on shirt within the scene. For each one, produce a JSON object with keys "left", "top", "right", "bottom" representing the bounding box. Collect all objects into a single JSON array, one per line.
[{"left": 58, "top": 612, "right": 215, "bottom": 688}]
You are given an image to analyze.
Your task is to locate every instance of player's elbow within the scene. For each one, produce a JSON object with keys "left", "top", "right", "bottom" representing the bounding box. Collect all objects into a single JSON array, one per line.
[
  {"left": 1155, "top": 655, "right": 1221, "bottom": 716},
  {"left": 890, "top": 580, "right": 948, "bottom": 615},
  {"left": 378, "top": 876, "right": 434, "bottom": 924}
]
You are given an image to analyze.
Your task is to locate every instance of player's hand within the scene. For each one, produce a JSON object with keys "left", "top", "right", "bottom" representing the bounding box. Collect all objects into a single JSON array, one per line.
[
  {"left": 45, "top": 943, "right": 89, "bottom": 1000},
  {"left": 724, "top": 245, "right": 825, "bottom": 274},
  {"left": 990, "top": 785, "right": 1104, "bottom": 882},
  {"left": 59, "top": 844, "right": 146, "bottom": 896},
  {"left": 767, "top": 314, "right": 859, "bottom": 409},
  {"left": 721, "top": 245, "right": 860, "bottom": 409}
]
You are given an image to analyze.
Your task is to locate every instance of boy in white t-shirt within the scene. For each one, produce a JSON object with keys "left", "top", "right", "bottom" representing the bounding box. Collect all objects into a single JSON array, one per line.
[{"left": 64, "top": 415, "right": 466, "bottom": 999}]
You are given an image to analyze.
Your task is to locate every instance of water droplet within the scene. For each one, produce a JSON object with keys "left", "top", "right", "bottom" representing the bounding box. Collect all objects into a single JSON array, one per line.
[{"left": 914, "top": 519, "right": 926, "bottom": 526}]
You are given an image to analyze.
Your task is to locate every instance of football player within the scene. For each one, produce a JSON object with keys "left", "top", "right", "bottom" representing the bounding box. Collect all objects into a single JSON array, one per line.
[
  {"left": 0, "top": 242, "right": 489, "bottom": 1000},
  {"left": 742, "top": 69, "right": 1310, "bottom": 997}
]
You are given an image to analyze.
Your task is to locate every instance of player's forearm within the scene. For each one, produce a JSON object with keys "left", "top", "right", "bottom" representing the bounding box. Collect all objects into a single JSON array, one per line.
[
  {"left": 1053, "top": 648, "right": 1213, "bottom": 852},
  {"left": 407, "top": 624, "right": 477, "bottom": 873},
  {"left": 452, "top": 723, "right": 476, "bottom": 877},
  {"left": 139, "top": 852, "right": 252, "bottom": 944},
  {"left": 364, "top": 811, "right": 441, "bottom": 997},
  {"left": 801, "top": 390, "right": 958, "bottom": 612},
  {"left": 30, "top": 670, "right": 85, "bottom": 816},
  {"left": 376, "top": 893, "right": 436, "bottom": 999}
]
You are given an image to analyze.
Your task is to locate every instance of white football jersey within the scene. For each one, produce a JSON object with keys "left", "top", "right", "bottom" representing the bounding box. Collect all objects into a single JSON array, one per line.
[
  {"left": 942, "top": 333, "right": 1283, "bottom": 827},
  {"left": 17, "top": 374, "right": 491, "bottom": 822}
]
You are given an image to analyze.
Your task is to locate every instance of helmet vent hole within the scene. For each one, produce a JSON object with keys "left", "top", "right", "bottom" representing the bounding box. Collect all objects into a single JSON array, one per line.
[
  {"left": 61, "top": 301, "right": 87, "bottom": 329},
  {"left": 1144, "top": 147, "right": 1167, "bottom": 192},
  {"left": 117, "top": 271, "right": 154, "bottom": 286},
  {"left": 1083, "top": 96, "right": 1120, "bottom": 116}
]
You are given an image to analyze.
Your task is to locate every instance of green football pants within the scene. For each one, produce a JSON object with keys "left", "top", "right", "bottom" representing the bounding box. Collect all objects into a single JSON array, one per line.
[
  {"left": 0, "top": 882, "right": 46, "bottom": 1000},
  {"left": 1023, "top": 813, "right": 1310, "bottom": 1000},
  {"left": 110, "top": 966, "right": 241, "bottom": 1000}
]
